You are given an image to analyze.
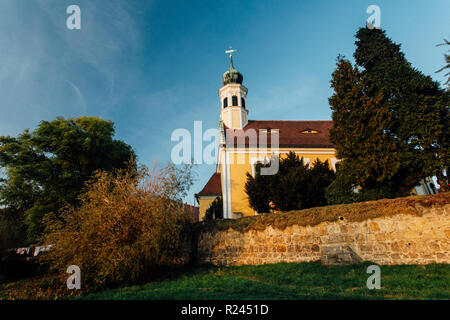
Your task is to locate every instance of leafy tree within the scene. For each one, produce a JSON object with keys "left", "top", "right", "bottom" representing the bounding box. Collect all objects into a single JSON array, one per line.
[
  {"left": 0, "top": 117, "right": 135, "bottom": 243},
  {"left": 204, "top": 196, "right": 223, "bottom": 220},
  {"left": 245, "top": 152, "right": 335, "bottom": 212},
  {"left": 329, "top": 28, "right": 449, "bottom": 199}
]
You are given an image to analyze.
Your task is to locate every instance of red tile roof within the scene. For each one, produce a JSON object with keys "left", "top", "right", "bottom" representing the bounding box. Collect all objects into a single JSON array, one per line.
[
  {"left": 198, "top": 172, "right": 222, "bottom": 196},
  {"left": 225, "top": 120, "right": 333, "bottom": 148}
]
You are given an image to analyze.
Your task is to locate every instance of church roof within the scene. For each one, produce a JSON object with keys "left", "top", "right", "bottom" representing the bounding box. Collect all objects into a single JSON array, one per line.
[
  {"left": 198, "top": 172, "right": 222, "bottom": 197},
  {"left": 225, "top": 120, "right": 334, "bottom": 148}
]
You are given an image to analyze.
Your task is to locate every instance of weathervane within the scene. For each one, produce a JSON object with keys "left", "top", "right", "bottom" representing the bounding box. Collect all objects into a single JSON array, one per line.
[
  {"left": 225, "top": 46, "right": 236, "bottom": 68},
  {"left": 225, "top": 46, "right": 236, "bottom": 58}
]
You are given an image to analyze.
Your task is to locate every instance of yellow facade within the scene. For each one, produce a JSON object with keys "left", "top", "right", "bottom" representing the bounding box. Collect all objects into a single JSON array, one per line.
[
  {"left": 225, "top": 149, "right": 336, "bottom": 217},
  {"left": 198, "top": 197, "right": 216, "bottom": 221},
  {"left": 231, "top": 109, "right": 240, "bottom": 128}
]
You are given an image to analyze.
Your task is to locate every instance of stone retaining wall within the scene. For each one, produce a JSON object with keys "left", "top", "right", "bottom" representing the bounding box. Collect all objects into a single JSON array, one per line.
[{"left": 196, "top": 203, "right": 450, "bottom": 265}]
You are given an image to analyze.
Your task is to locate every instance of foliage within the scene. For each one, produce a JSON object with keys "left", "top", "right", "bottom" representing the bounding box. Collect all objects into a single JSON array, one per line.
[
  {"left": 270, "top": 153, "right": 311, "bottom": 211},
  {"left": 0, "top": 207, "right": 31, "bottom": 283},
  {"left": 244, "top": 162, "right": 274, "bottom": 213},
  {"left": 303, "top": 157, "right": 336, "bottom": 207},
  {"left": 39, "top": 161, "right": 194, "bottom": 289},
  {"left": 0, "top": 274, "right": 85, "bottom": 300},
  {"left": 0, "top": 117, "right": 135, "bottom": 243},
  {"left": 325, "top": 164, "right": 358, "bottom": 205},
  {"left": 0, "top": 207, "right": 26, "bottom": 254},
  {"left": 204, "top": 196, "right": 223, "bottom": 220},
  {"left": 329, "top": 28, "right": 449, "bottom": 199},
  {"left": 245, "top": 152, "right": 335, "bottom": 212},
  {"left": 436, "top": 39, "right": 450, "bottom": 87}
]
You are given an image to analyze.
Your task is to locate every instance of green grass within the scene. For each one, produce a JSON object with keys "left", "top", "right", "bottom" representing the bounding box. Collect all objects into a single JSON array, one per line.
[{"left": 78, "top": 262, "right": 450, "bottom": 300}]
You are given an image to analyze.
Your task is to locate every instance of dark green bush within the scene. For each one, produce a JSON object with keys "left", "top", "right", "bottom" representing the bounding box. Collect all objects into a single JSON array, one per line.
[
  {"left": 245, "top": 152, "right": 335, "bottom": 212},
  {"left": 244, "top": 162, "right": 274, "bottom": 213},
  {"left": 204, "top": 196, "right": 223, "bottom": 220}
]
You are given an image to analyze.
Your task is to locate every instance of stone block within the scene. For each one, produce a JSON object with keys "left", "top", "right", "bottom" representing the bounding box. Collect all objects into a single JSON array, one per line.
[{"left": 321, "top": 245, "right": 363, "bottom": 265}]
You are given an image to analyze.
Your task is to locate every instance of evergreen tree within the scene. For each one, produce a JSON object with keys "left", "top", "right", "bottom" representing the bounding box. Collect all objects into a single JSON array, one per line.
[
  {"left": 244, "top": 162, "right": 273, "bottom": 213},
  {"left": 204, "top": 196, "right": 224, "bottom": 220},
  {"left": 270, "top": 153, "right": 310, "bottom": 211},
  {"left": 245, "top": 152, "right": 335, "bottom": 212},
  {"left": 329, "top": 28, "right": 449, "bottom": 198},
  {"left": 308, "top": 158, "right": 338, "bottom": 207},
  {"left": 325, "top": 164, "right": 358, "bottom": 205},
  {"left": 436, "top": 39, "right": 450, "bottom": 87}
]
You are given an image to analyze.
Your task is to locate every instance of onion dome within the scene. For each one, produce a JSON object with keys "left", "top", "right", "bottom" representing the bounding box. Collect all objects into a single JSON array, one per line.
[{"left": 222, "top": 55, "right": 243, "bottom": 85}]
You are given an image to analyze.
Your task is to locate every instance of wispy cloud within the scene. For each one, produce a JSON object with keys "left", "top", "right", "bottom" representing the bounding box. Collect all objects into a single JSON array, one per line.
[
  {"left": 65, "top": 79, "right": 87, "bottom": 113},
  {"left": 0, "top": 0, "right": 149, "bottom": 134}
]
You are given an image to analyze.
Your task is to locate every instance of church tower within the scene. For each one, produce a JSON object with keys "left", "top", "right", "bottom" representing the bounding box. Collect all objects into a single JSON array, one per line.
[
  {"left": 197, "top": 49, "right": 337, "bottom": 222},
  {"left": 219, "top": 51, "right": 248, "bottom": 129}
]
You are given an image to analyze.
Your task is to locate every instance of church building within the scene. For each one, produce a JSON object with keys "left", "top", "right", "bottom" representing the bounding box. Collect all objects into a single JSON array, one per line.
[{"left": 197, "top": 53, "right": 338, "bottom": 220}]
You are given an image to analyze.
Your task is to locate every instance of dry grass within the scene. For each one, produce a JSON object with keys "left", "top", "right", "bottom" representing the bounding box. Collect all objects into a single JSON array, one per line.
[{"left": 197, "top": 192, "right": 450, "bottom": 233}]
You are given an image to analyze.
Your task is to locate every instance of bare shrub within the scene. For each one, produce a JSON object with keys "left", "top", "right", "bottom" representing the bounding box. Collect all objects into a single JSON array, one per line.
[{"left": 40, "top": 161, "right": 194, "bottom": 289}]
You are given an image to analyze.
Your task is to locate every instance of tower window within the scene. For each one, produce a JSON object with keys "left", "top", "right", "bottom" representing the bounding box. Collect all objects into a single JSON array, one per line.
[
  {"left": 223, "top": 97, "right": 228, "bottom": 108},
  {"left": 241, "top": 97, "right": 246, "bottom": 108},
  {"left": 232, "top": 95, "right": 238, "bottom": 106}
]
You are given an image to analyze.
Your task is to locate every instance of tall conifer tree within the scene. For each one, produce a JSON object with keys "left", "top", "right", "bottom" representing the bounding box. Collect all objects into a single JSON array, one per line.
[{"left": 329, "top": 28, "right": 449, "bottom": 198}]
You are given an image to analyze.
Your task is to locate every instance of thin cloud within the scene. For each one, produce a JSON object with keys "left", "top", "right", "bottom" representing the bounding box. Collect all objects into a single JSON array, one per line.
[{"left": 65, "top": 79, "right": 87, "bottom": 113}]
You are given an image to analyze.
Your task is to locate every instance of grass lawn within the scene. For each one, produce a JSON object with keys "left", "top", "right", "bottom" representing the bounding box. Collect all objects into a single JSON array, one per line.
[{"left": 78, "top": 262, "right": 450, "bottom": 300}]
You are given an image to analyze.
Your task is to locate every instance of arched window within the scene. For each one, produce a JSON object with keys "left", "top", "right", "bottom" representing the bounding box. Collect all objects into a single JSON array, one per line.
[
  {"left": 232, "top": 95, "right": 238, "bottom": 106},
  {"left": 223, "top": 97, "right": 228, "bottom": 108},
  {"left": 241, "top": 97, "right": 246, "bottom": 108}
]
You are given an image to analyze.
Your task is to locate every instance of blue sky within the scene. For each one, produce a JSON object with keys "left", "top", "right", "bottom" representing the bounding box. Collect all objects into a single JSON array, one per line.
[{"left": 0, "top": 0, "right": 449, "bottom": 204}]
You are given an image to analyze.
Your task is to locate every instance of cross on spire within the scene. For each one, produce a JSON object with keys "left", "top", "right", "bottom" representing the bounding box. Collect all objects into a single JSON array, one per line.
[
  {"left": 225, "top": 46, "right": 236, "bottom": 57},
  {"left": 225, "top": 46, "right": 236, "bottom": 68}
]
